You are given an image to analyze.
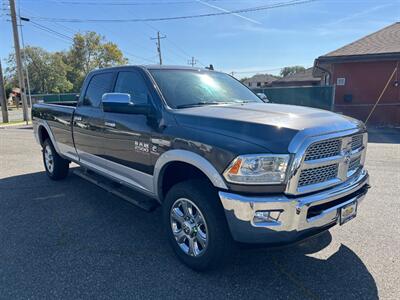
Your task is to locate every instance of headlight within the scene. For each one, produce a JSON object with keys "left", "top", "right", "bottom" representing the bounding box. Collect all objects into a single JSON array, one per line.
[{"left": 223, "top": 154, "right": 290, "bottom": 185}]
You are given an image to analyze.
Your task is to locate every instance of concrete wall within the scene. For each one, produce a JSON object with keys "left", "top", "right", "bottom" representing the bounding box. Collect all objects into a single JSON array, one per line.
[{"left": 332, "top": 60, "right": 400, "bottom": 125}]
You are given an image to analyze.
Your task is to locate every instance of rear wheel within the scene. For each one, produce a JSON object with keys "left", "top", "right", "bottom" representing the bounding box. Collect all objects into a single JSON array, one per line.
[
  {"left": 42, "top": 139, "right": 69, "bottom": 180},
  {"left": 163, "top": 179, "right": 235, "bottom": 271}
]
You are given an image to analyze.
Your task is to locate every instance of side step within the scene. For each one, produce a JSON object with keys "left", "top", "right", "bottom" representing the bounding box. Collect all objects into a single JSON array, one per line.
[{"left": 73, "top": 168, "right": 159, "bottom": 212}]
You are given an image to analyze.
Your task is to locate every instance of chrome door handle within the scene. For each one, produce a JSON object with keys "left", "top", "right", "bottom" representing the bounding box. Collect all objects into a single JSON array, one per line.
[{"left": 105, "top": 121, "right": 116, "bottom": 128}]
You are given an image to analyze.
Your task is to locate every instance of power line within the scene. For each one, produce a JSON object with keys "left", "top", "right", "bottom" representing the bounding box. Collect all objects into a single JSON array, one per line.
[
  {"left": 20, "top": 0, "right": 224, "bottom": 5},
  {"left": 230, "top": 67, "right": 284, "bottom": 74},
  {"left": 26, "top": 19, "right": 74, "bottom": 41},
  {"left": 25, "top": 0, "right": 318, "bottom": 23},
  {"left": 18, "top": 0, "right": 255, "bottom": 5}
]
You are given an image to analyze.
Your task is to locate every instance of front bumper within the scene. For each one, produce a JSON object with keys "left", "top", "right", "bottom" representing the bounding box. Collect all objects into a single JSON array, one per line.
[{"left": 219, "top": 169, "right": 369, "bottom": 244}]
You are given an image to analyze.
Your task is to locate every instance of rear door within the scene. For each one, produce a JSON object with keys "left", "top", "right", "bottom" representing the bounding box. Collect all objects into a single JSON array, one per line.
[
  {"left": 101, "top": 70, "right": 156, "bottom": 193},
  {"left": 73, "top": 71, "right": 115, "bottom": 167}
]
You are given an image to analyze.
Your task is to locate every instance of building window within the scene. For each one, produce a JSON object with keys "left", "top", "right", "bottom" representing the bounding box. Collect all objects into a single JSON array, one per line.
[
  {"left": 248, "top": 82, "right": 252, "bottom": 87},
  {"left": 257, "top": 82, "right": 261, "bottom": 87},
  {"left": 337, "top": 78, "right": 346, "bottom": 86}
]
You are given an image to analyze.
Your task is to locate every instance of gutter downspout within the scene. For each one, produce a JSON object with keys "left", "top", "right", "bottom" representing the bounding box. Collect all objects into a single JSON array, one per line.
[{"left": 314, "top": 59, "right": 334, "bottom": 111}]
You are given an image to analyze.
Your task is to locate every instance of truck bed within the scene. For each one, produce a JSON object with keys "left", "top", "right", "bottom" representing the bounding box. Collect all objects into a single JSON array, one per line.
[{"left": 32, "top": 102, "right": 76, "bottom": 157}]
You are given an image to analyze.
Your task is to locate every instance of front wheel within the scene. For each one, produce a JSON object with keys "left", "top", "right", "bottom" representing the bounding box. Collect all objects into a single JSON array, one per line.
[
  {"left": 42, "top": 139, "right": 70, "bottom": 180},
  {"left": 163, "top": 179, "right": 235, "bottom": 271}
]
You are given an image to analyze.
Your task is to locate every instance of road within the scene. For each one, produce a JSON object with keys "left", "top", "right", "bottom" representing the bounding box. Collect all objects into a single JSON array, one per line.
[{"left": 0, "top": 127, "right": 399, "bottom": 299}]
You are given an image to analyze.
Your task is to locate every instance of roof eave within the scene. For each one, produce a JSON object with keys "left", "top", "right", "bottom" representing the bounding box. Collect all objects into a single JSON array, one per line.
[{"left": 316, "top": 52, "right": 400, "bottom": 64}]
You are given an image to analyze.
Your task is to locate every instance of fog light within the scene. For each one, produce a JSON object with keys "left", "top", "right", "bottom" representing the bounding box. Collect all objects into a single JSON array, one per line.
[{"left": 253, "top": 210, "right": 282, "bottom": 224}]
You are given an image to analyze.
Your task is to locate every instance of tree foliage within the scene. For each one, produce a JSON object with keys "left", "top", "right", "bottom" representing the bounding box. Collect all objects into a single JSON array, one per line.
[
  {"left": 280, "top": 66, "right": 306, "bottom": 77},
  {"left": 5, "top": 31, "right": 128, "bottom": 94}
]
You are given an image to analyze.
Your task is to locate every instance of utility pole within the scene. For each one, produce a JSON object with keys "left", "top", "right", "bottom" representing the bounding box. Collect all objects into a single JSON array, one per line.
[
  {"left": 188, "top": 57, "right": 197, "bottom": 67},
  {"left": 150, "top": 31, "right": 166, "bottom": 65},
  {"left": 18, "top": 10, "right": 32, "bottom": 108},
  {"left": 0, "top": 60, "right": 9, "bottom": 123},
  {"left": 9, "top": 0, "right": 29, "bottom": 123}
]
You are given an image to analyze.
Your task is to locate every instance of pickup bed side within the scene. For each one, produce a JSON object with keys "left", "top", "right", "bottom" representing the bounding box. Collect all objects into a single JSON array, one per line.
[{"left": 33, "top": 102, "right": 78, "bottom": 160}]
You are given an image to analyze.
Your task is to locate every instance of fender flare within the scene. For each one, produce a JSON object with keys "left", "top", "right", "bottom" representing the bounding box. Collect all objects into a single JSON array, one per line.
[
  {"left": 36, "top": 120, "right": 62, "bottom": 154},
  {"left": 153, "top": 149, "right": 228, "bottom": 201}
]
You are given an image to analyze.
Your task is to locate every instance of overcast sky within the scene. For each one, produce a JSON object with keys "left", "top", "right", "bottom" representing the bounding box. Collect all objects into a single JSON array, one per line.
[{"left": 1, "top": 0, "right": 399, "bottom": 78}]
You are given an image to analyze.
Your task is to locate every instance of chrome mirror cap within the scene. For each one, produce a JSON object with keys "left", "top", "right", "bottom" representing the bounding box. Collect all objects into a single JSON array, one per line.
[{"left": 102, "top": 93, "right": 132, "bottom": 105}]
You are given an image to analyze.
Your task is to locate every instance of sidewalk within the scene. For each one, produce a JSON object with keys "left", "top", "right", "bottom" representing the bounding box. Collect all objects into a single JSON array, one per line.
[{"left": 0, "top": 107, "right": 31, "bottom": 124}]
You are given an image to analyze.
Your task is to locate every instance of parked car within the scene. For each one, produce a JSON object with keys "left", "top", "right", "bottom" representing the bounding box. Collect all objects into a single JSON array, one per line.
[{"left": 32, "top": 65, "right": 370, "bottom": 270}]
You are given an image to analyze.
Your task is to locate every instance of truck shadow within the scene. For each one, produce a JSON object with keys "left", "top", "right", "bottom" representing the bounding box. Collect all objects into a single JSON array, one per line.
[{"left": 0, "top": 170, "right": 378, "bottom": 299}]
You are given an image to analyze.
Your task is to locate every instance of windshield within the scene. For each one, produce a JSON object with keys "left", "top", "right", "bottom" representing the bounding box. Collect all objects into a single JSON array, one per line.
[{"left": 149, "top": 69, "right": 263, "bottom": 109}]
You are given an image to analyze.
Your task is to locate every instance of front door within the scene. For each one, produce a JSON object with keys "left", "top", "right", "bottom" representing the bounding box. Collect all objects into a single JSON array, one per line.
[
  {"left": 101, "top": 70, "right": 156, "bottom": 194},
  {"left": 73, "top": 71, "right": 115, "bottom": 167}
]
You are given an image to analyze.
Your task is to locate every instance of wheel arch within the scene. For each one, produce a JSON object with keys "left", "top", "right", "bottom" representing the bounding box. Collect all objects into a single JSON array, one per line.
[
  {"left": 154, "top": 150, "right": 228, "bottom": 202},
  {"left": 36, "top": 121, "right": 61, "bottom": 154}
]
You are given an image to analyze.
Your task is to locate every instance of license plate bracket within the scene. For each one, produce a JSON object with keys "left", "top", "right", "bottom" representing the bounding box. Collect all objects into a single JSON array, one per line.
[{"left": 339, "top": 201, "right": 357, "bottom": 225}]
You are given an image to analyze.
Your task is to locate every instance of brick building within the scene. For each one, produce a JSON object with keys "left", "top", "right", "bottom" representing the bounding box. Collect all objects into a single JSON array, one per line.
[{"left": 314, "top": 22, "right": 400, "bottom": 125}]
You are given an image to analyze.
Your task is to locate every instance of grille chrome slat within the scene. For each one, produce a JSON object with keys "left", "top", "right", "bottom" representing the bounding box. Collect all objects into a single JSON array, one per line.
[
  {"left": 351, "top": 135, "right": 363, "bottom": 151},
  {"left": 349, "top": 156, "right": 361, "bottom": 171}
]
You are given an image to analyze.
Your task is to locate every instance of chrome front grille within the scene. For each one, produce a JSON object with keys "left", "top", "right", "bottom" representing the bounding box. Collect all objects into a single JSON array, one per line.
[
  {"left": 304, "top": 139, "right": 341, "bottom": 161},
  {"left": 286, "top": 131, "right": 367, "bottom": 195},
  {"left": 351, "top": 135, "right": 363, "bottom": 150},
  {"left": 298, "top": 164, "right": 338, "bottom": 187}
]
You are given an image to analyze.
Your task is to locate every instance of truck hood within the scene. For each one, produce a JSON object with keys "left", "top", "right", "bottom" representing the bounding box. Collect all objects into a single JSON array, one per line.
[{"left": 172, "top": 103, "right": 364, "bottom": 153}]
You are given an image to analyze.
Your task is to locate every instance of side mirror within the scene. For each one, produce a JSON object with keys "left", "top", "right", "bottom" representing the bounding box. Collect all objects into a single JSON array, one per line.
[
  {"left": 256, "top": 93, "right": 270, "bottom": 103},
  {"left": 102, "top": 93, "right": 150, "bottom": 114}
]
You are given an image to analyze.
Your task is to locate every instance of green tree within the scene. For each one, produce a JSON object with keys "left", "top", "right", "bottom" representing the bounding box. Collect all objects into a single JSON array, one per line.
[
  {"left": 280, "top": 66, "right": 306, "bottom": 77},
  {"left": 5, "top": 46, "right": 73, "bottom": 94},
  {"left": 5, "top": 31, "right": 128, "bottom": 94},
  {"left": 66, "top": 32, "right": 127, "bottom": 90}
]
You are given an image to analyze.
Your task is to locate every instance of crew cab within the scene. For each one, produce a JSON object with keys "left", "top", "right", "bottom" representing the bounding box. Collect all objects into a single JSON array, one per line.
[{"left": 32, "top": 65, "right": 370, "bottom": 270}]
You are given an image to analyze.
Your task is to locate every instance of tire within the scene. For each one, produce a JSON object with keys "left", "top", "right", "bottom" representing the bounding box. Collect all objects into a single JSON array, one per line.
[
  {"left": 163, "top": 179, "right": 235, "bottom": 271},
  {"left": 42, "top": 139, "right": 70, "bottom": 180}
]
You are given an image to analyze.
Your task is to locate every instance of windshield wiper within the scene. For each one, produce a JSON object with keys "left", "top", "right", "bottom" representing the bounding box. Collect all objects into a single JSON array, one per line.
[{"left": 176, "top": 102, "right": 229, "bottom": 109}]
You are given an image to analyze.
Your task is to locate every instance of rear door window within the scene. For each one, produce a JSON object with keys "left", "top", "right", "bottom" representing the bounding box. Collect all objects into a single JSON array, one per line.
[{"left": 83, "top": 72, "right": 114, "bottom": 107}]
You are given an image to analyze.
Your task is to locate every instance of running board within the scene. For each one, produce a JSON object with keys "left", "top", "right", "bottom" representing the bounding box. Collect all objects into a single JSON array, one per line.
[{"left": 73, "top": 168, "right": 159, "bottom": 212}]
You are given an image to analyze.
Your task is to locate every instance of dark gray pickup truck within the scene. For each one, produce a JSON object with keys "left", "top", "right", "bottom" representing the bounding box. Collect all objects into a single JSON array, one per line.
[{"left": 32, "top": 65, "right": 370, "bottom": 270}]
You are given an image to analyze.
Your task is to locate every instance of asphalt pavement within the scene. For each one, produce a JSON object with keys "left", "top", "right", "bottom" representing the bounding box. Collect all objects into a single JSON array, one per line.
[{"left": 0, "top": 127, "right": 399, "bottom": 299}]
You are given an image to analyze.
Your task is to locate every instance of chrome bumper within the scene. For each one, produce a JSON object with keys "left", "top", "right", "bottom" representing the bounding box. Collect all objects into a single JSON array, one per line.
[{"left": 219, "top": 169, "right": 369, "bottom": 244}]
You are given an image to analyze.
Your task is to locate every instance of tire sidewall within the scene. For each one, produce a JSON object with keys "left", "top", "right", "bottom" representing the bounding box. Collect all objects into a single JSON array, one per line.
[
  {"left": 42, "top": 139, "right": 69, "bottom": 180},
  {"left": 163, "top": 179, "right": 233, "bottom": 271},
  {"left": 43, "top": 140, "right": 56, "bottom": 178}
]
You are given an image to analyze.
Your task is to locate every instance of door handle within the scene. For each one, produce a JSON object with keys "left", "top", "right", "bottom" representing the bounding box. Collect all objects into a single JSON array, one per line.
[
  {"left": 105, "top": 121, "right": 116, "bottom": 128},
  {"left": 74, "top": 116, "right": 82, "bottom": 121}
]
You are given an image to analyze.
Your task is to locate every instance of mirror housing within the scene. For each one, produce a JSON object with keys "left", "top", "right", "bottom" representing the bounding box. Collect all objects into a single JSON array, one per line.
[
  {"left": 102, "top": 93, "right": 150, "bottom": 114},
  {"left": 256, "top": 92, "right": 270, "bottom": 103}
]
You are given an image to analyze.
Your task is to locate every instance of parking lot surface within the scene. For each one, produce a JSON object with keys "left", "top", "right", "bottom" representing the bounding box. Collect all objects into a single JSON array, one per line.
[{"left": 0, "top": 127, "right": 399, "bottom": 299}]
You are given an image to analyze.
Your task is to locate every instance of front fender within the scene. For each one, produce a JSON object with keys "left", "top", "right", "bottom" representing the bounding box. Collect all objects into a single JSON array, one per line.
[{"left": 153, "top": 149, "right": 228, "bottom": 202}]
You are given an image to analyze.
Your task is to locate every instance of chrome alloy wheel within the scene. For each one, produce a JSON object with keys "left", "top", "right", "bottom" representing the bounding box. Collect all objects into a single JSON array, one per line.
[
  {"left": 170, "top": 198, "right": 209, "bottom": 257},
  {"left": 44, "top": 145, "right": 54, "bottom": 173}
]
